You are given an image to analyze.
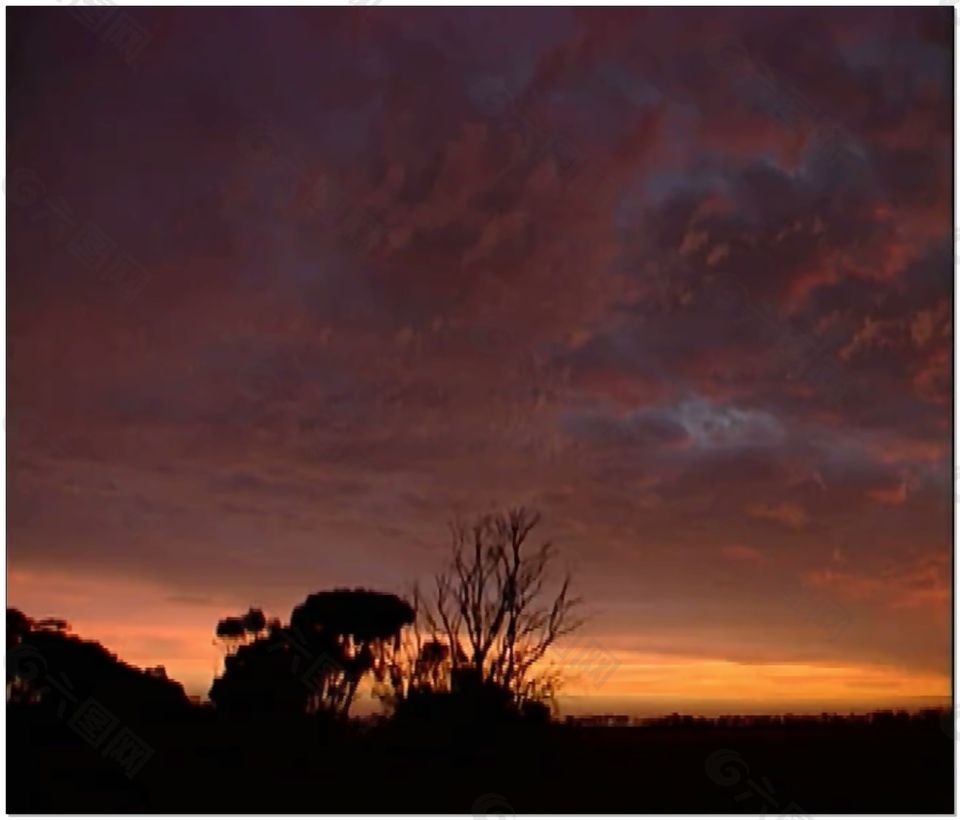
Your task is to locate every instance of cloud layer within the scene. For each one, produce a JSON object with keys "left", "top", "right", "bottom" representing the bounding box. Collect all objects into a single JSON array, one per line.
[{"left": 7, "top": 7, "right": 951, "bottom": 705}]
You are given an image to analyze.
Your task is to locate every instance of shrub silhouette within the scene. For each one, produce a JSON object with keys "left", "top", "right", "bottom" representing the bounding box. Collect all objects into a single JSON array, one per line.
[
  {"left": 208, "top": 634, "right": 317, "bottom": 717},
  {"left": 6, "top": 608, "right": 190, "bottom": 722},
  {"left": 209, "top": 588, "right": 414, "bottom": 720}
]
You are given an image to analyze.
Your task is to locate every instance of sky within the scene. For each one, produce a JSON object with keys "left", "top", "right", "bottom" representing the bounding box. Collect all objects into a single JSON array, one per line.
[{"left": 6, "top": 8, "right": 953, "bottom": 715}]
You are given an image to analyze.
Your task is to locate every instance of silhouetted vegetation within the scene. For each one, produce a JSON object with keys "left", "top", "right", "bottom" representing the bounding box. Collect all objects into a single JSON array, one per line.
[
  {"left": 7, "top": 608, "right": 190, "bottom": 724},
  {"left": 5, "top": 510, "right": 953, "bottom": 812},
  {"left": 209, "top": 590, "right": 414, "bottom": 721},
  {"left": 415, "top": 508, "right": 581, "bottom": 712}
]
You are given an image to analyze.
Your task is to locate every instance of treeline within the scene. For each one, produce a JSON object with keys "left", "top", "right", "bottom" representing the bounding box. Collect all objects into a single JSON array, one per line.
[
  {"left": 564, "top": 710, "right": 952, "bottom": 729},
  {"left": 8, "top": 507, "right": 578, "bottom": 729},
  {"left": 10, "top": 506, "right": 949, "bottom": 739}
]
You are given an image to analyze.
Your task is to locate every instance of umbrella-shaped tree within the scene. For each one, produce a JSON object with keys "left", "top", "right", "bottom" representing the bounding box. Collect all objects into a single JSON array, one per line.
[
  {"left": 289, "top": 588, "right": 415, "bottom": 717},
  {"left": 209, "top": 589, "right": 414, "bottom": 721},
  {"left": 214, "top": 607, "right": 269, "bottom": 655}
]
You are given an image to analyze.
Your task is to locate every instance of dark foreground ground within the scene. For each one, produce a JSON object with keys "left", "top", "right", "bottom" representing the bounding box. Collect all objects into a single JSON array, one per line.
[{"left": 8, "top": 710, "right": 954, "bottom": 813}]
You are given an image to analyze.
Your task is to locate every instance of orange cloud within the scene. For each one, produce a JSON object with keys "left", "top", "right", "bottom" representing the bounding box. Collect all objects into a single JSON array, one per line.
[
  {"left": 867, "top": 479, "right": 909, "bottom": 506},
  {"left": 722, "top": 545, "right": 766, "bottom": 563},
  {"left": 805, "top": 555, "right": 949, "bottom": 617},
  {"left": 746, "top": 502, "right": 808, "bottom": 529}
]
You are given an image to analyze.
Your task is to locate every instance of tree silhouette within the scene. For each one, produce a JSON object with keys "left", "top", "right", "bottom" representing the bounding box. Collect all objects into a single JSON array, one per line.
[
  {"left": 7, "top": 607, "right": 35, "bottom": 701},
  {"left": 414, "top": 639, "right": 453, "bottom": 692},
  {"left": 417, "top": 507, "right": 583, "bottom": 709},
  {"left": 242, "top": 607, "right": 268, "bottom": 636},
  {"left": 7, "top": 607, "right": 32, "bottom": 646},
  {"left": 6, "top": 609, "right": 189, "bottom": 720},
  {"left": 214, "top": 607, "right": 270, "bottom": 654},
  {"left": 290, "top": 588, "right": 414, "bottom": 717},
  {"left": 208, "top": 589, "right": 414, "bottom": 720},
  {"left": 208, "top": 634, "right": 313, "bottom": 716},
  {"left": 372, "top": 625, "right": 463, "bottom": 715}
]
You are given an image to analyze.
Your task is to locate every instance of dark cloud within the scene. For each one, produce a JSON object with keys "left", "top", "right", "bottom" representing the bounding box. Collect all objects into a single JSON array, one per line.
[{"left": 7, "top": 7, "right": 950, "bottom": 700}]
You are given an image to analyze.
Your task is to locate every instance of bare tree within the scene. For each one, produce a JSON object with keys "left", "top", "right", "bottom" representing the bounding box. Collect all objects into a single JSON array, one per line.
[{"left": 418, "top": 507, "right": 584, "bottom": 704}]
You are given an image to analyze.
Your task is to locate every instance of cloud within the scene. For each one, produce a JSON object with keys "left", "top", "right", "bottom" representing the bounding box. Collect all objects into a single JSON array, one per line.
[
  {"left": 722, "top": 545, "right": 766, "bottom": 563},
  {"left": 746, "top": 502, "right": 809, "bottom": 530},
  {"left": 165, "top": 595, "right": 217, "bottom": 607},
  {"left": 7, "top": 7, "right": 950, "bottom": 703},
  {"left": 805, "top": 553, "right": 950, "bottom": 617},
  {"left": 867, "top": 479, "right": 909, "bottom": 506}
]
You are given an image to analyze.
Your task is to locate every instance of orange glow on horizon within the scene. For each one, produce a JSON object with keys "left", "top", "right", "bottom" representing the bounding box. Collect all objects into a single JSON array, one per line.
[{"left": 8, "top": 568, "right": 949, "bottom": 713}]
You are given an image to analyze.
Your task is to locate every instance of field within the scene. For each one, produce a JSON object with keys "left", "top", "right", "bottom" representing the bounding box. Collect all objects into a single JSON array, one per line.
[{"left": 9, "top": 710, "right": 953, "bottom": 813}]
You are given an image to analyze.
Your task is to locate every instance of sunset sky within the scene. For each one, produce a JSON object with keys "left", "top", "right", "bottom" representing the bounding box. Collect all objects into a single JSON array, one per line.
[{"left": 7, "top": 8, "right": 952, "bottom": 714}]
